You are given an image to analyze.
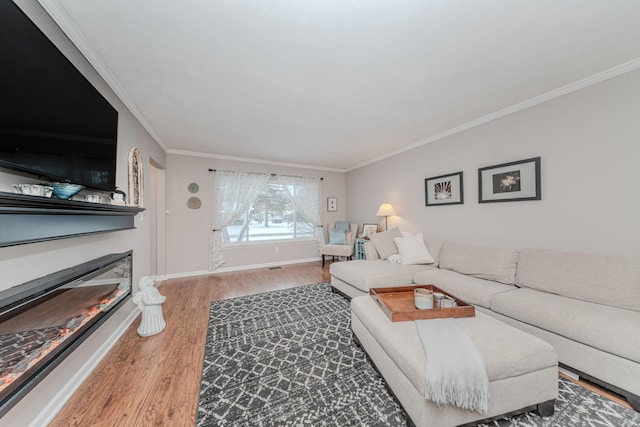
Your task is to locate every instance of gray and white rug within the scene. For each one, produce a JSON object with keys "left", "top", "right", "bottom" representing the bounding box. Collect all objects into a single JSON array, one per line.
[{"left": 196, "top": 283, "right": 640, "bottom": 426}]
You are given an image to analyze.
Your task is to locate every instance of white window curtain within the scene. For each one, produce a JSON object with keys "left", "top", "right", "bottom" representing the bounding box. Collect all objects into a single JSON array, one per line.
[
  {"left": 210, "top": 170, "right": 270, "bottom": 270},
  {"left": 278, "top": 174, "right": 325, "bottom": 247}
]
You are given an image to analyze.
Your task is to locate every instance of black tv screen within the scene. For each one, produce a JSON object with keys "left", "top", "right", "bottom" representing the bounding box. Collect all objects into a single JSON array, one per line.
[{"left": 0, "top": 0, "right": 118, "bottom": 191}]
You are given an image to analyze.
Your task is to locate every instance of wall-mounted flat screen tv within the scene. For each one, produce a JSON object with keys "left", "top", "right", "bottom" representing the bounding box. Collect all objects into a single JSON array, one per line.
[{"left": 0, "top": 0, "right": 119, "bottom": 192}]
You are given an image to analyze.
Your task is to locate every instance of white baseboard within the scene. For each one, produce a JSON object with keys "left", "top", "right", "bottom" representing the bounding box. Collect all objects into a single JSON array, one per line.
[
  {"left": 164, "top": 257, "right": 322, "bottom": 279},
  {"left": 165, "top": 269, "right": 212, "bottom": 280},
  {"left": 28, "top": 304, "right": 140, "bottom": 427},
  {"left": 214, "top": 257, "right": 321, "bottom": 273},
  {"left": 151, "top": 273, "right": 169, "bottom": 282}
]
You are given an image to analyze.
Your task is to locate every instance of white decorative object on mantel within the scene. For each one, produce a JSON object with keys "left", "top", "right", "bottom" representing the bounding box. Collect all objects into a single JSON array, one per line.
[
  {"left": 128, "top": 147, "right": 144, "bottom": 207},
  {"left": 133, "top": 276, "right": 166, "bottom": 337}
]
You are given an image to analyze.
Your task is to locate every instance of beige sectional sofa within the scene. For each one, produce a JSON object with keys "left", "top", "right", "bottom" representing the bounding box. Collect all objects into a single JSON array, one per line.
[{"left": 330, "top": 237, "right": 640, "bottom": 412}]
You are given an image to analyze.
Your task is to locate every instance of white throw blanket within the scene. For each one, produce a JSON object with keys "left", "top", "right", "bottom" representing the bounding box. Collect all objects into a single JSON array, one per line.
[{"left": 415, "top": 318, "right": 490, "bottom": 413}]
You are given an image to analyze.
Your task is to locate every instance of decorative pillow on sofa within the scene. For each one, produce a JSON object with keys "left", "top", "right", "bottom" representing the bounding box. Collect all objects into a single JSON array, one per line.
[
  {"left": 329, "top": 229, "right": 348, "bottom": 245},
  {"left": 394, "top": 233, "right": 435, "bottom": 265},
  {"left": 369, "top": 227, "right": 402, "bottom": 259},
  {"left": 388, "top": 254, "right": 402, "bottom": 264}
]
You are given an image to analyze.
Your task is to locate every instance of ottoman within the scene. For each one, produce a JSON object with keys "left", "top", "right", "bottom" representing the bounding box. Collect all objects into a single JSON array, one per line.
[{"left": 351, "top": 296, "right": 558, "bottom": 427}]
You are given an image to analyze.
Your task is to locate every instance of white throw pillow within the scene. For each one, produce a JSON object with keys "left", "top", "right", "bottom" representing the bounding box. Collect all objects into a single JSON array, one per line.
[{"left": 393, "top": 233, "right": 435, "bottom": 265}]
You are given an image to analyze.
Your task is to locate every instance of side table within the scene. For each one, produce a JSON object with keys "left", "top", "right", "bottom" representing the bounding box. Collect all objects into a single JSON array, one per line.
[{"left": 355, "top": 238, "right": 368, "bottom": 260}]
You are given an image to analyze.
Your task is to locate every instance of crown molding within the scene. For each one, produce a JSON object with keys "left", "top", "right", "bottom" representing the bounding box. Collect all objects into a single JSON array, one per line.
[
  {"left": 347, "top": 57, "right": 640, "bottom": 172},
  {"left": 37, "top": 0, "right": 169, "bottom": 153},
  {"left": 167, "top": 149, "right": 346, "bottom": 173}
]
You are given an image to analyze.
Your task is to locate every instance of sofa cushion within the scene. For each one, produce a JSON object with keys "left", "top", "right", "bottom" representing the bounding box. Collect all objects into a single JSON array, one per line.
[
  {"left": 412, "top": 269, "right": 515, "bottom": 309},
  {"left": 491, "top": 287, "right": 640, "bottom": 363},
  {"left": 439, "top": 242, "right": 519, "bottom": 285},
  {"left": 424, "top": 240, "right": 444, "bottom": 268},
  {"left": 330, "top": 260, "right": 434, "bottom": 293},
  {"left": 351, "top": 296, "right": 558, "bottom": 394},
  {"left": 394, "top": 233, "right": 435, "bottom": 265},
  {"left": 369, "top": 227, "right": 403, "bottom": 259},
  {"left": 516, "top": 249, "right": 640, "bottom": 312}
]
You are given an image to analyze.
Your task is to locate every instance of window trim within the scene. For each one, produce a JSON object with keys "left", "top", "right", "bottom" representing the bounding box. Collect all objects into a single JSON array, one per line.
[{"left": 224, "top": 237, "right": 317, "bottom": 248}]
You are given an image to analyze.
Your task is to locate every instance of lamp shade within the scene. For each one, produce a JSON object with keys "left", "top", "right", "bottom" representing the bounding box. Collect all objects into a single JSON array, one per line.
[{"left": 376, "top": 203, "right": 396, "bottom": 217}]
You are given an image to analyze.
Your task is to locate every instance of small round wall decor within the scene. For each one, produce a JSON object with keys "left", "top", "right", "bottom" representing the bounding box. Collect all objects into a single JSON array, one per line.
[
  {"left": 187, "top": 196, "right": 201, "bottom": 209},
  {"left": 188, "top": 182, "right": 199, "bottom": 193}
]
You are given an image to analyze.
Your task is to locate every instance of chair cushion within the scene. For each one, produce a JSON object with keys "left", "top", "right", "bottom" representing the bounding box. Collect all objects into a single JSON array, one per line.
[
  {"left": 439, "top": 242, "right": 519, "bottom": 285},
  {"left": 320, "top": 243, "right": 354, "bottom": 257},
  {"left": 491, "top": 288, "right": 640, "bottom": 363},
  {"left": 516, "top": 249, "right": 640, "bottom": 312},
  {"left": 329, "top": 229, "right": 347, "bottom": 244},
  {"left": 369, "top": 227, "right": 403, "bottom": 259}
]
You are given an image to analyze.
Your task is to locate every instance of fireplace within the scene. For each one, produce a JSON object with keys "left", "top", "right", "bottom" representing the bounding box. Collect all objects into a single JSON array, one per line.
[{"left": 0, "top": 251, "right": 132, "bottom": 416}]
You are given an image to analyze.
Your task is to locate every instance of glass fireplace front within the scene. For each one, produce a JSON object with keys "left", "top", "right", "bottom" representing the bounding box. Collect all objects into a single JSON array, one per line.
[{"left": 0, "top": 251, "right": 132, "bottom": 416}]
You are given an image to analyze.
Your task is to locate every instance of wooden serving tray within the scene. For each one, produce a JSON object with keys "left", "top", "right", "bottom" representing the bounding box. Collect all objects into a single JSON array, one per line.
[{"left": 370, "top": 284, "right": 475, "bottom": 322}]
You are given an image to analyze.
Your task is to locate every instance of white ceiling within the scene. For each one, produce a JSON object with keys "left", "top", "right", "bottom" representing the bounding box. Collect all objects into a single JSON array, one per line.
[{"left": 40, "top": 0, "right": 640, "bottom": 171}]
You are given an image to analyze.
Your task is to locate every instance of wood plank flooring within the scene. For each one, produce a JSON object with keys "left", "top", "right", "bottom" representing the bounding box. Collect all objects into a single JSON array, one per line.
[
  {"left": 49, "top": 261, "right": 631, "bottom": 426},
  {"left": 50, "top": 262, "right": 330, "bottom": 427}
]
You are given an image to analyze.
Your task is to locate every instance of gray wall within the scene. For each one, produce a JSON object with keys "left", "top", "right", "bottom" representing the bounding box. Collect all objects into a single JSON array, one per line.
[
  {"left": 166, "top": 153, "right": 346, "bottom": 276},
  {"left": 346, "top": 69, "right": 640, "bottom": 258},
  {"left": 0, "top": 1, "right": 165, "bottom": 424}
]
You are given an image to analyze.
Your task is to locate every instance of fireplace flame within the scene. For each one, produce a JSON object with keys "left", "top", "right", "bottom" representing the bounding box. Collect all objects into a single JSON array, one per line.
[{"left": 0, "top": 288, "right": 125, "bottom": 394}]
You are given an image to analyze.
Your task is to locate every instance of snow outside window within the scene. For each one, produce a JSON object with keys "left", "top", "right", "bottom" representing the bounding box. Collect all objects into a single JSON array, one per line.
[{"left": 223, "top": 182, "right": 315, "bottom": 243}]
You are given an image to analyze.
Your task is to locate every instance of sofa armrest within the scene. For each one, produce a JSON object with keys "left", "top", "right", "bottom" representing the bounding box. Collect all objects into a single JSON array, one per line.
[{"left": 364, "top": 242, "right": 380, "bottom": 260}]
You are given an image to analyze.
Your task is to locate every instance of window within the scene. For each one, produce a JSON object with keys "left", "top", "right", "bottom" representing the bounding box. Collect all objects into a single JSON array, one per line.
[{"left": 223, "top": 182, "right": 315, "bottom": 243}]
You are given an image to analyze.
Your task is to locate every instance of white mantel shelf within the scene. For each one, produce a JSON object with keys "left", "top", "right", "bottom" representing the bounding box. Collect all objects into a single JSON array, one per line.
[{"left": 0, "top": 191, "right": 144, "bottom": 247}]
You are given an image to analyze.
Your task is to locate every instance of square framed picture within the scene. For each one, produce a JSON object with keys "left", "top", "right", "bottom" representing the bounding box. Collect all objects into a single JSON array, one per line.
[
  {"left": 478, "top": 157, "right": 541, "bottom": 203},
  {"left": 327, "top": 197, "right": 338, "bottom": 212},
  {"left": 425, "top": 171, "right": 464, "bottom": 206},
  {"left": 361, "top": 223, "right": 378, "bottom": 239}
]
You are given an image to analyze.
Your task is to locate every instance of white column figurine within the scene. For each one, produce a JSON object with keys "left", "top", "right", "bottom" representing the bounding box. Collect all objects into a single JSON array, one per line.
[{"left": 133, "top": 276, "right": 166, "bottom": 337}]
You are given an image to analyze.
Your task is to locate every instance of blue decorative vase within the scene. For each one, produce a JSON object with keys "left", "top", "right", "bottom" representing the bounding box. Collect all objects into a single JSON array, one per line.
[{"left": 51, "top": 183, "right": 84, "bottom": 200}]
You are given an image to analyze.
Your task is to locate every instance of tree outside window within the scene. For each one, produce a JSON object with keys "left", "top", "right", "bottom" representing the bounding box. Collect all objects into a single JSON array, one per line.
[{"left": 224, "top": 182, "right": 314, "bottom": 243}]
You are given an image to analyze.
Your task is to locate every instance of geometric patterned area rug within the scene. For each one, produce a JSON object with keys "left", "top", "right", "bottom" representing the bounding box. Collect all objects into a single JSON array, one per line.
[
  {"left": 196, "top": 283, "right": 640, "bottom": 426},
  {"left": 196, "top": 283, "right": 405, "bottom": 426},
  {"left": 479, "top": 378, "right": 640, "bottom": 427}
]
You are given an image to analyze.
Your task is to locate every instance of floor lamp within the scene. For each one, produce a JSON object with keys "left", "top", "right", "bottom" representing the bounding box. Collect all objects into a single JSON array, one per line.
[{"left": 376, "top": 203, "right": 396, "bottom": 231}]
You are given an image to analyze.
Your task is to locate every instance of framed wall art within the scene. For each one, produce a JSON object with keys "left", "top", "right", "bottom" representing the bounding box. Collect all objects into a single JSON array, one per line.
[
  {"left": 425, "top": 171, "right": 464, "bottom": 206},
  {"left": 361, "top": 223, "right": 378, "bottom": 239},
  {"left": 327, "top": 197, "right": 338, "bottom": 212},
  {"left": 478, "top": 157, "right": 541, "bottom": 203}
]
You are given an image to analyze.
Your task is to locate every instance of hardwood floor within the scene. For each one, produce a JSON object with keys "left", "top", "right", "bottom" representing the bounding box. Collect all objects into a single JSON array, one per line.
[
  {"left": 50, "top": 262, "right": 330, "bottom": 427},
  {"left": 49, "top": 261, "right": 631, "bottom": 426}
]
